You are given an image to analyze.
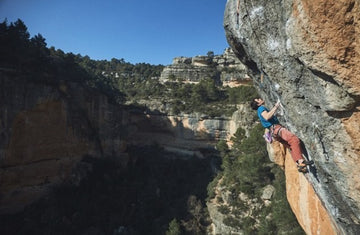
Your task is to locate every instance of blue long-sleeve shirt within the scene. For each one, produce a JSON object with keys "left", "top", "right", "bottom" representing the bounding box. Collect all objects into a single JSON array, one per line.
[{"left": 257, "top": 106, "right": 279, "bottom": 128}]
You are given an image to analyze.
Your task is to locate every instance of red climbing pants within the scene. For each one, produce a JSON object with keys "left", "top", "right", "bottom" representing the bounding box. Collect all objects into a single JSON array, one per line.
[{"left": 272, "top": 124, "right": 303, "bottom": 162}]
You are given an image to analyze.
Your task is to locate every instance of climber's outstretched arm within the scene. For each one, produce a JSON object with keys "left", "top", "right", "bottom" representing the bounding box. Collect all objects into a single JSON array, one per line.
[{"left": 261, "top": 101, "right": 280, "bottom": 120}]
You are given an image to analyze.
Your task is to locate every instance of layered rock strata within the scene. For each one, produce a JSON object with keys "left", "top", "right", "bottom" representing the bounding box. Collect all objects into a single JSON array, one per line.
[
  {"left": 126, "top": 103, "right": 255, "bottom": 157},
  {"left": 224, "top": 0, "right": 360, "bottom": 233},
  {"left": 160, "top": 48, "right": 252, "bottom": 87}
]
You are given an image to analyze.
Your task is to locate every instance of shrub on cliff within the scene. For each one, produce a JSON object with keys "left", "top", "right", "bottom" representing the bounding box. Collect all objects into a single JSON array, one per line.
[
  {"left": 227, "top": 86, "right": 258, "bottom": 104},
  {"left": 167, "top": 79, "right": 255, "bottom": 117}
]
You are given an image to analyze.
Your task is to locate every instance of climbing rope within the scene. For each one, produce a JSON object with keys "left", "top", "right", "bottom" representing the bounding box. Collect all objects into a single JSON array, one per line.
[
  {"left": 259, "top": 71, "right": 264, "bottom": 89},
  {"left": 236, "top": 0, "right": 241, "bottom": 26},
  {"left": 241, "top": 0, "right": 266, "bottom": 89},
  {"left": 237, "top": 0, "right": 241, "bottom": 15}
]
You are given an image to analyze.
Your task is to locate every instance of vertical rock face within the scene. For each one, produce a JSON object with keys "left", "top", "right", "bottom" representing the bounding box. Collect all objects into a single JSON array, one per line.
[
  {"left": 269, "top": 143, "right": 338, "bottom": 234},
  {"left": 0, "top": 74, "right": 126, "bottom": 213},
  {"left": 224, "top": 0, "right": 360, "bottom": 233}
]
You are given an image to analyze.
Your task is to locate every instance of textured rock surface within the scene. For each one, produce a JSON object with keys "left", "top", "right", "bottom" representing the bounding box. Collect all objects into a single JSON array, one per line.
[
  {"left": 224, "top": 0, "right": 360, "bottom": 233},
  {"left": 0, "top": 73, "right": 126, "bottom": 213},
  {"left": 284, "top": 152, "right": 338, "bottom": 235},
  {"left": 268, "top": 142, "right": 338, "bottom": 234},
  {"left": 160, "top": 48, "right": 251, "bottom": 87},
  {"left": 124, "top": 103, "right": 255, "bottom": 157}
]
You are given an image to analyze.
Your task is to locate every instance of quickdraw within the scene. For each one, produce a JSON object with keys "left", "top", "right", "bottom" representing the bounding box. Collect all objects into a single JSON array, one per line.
[{"left": 314, "top": 126, "right": 329, "bottom": 161}]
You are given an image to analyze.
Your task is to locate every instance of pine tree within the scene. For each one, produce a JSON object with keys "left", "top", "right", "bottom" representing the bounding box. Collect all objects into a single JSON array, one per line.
[{"left": 166, "top": 219, "right": 181, "bottom": 235}]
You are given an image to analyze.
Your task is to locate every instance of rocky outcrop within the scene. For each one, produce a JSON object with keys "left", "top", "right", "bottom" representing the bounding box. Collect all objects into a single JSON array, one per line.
[
  {"left": 125, "top": 99, "right": 256, "bottom": 157},
  {"left": 224, "top": 0, "right": 360, "bottom": 233},
  {"left": 207, "top": 179, "right": 275, "bottom": 235},
  {"left": 129, "top": 104, "right": 254, "bottom": 153},
  {"left": 207, "top": 183, "right": 245, "bottom": 235},
  {"left": 159, "top": 48, "right": 252, "bottom": 87}
]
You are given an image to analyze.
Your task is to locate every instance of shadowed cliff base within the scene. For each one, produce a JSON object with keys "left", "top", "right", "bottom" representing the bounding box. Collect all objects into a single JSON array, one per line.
[{"left": 0, "top": 145, "right": 219, "bottom": 235}]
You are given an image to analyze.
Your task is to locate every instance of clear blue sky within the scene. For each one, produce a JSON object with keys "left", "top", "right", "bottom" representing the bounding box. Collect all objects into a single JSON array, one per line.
[{"left": 0, "top": 0, "right": 229, "bottom": 65}]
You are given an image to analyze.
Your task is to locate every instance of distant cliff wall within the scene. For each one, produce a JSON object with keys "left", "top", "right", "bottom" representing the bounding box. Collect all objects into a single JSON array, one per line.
[
  {"left": 0, "top": 70, "right": 255, "bottom": 214},
  {"left": 160, "top": 48, "right": 252, "bottom": 87},
  {"left": 224, "top": 0, "right": 360, "bottom": 233},
  {"left": 126, "top": 104, "right": 255, "bottom": 157}
]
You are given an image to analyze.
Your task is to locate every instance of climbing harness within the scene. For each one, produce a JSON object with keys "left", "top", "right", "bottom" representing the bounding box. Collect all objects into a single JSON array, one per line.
[
  {"left": 268, "top": 124, "right": 286, "bottom": 147},
  {"left": 269, "top": 124, "right": 283, "bottom": 138},
  {"left": 262, "top": 123, "right": 282, "bottom": 144}
]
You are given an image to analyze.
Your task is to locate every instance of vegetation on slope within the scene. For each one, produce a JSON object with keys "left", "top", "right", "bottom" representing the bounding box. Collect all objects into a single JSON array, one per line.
[
  {"left": 208, "top": 124, "right": 305, "bottom": 234},
  {"left": 0, "top": 146, "right": 216, "bottom": 234}
]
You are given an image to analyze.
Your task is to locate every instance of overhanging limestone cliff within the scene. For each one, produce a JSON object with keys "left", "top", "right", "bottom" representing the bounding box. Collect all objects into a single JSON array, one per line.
[{"left": 224, "top": 0, "right": 360, "bottom": 233}]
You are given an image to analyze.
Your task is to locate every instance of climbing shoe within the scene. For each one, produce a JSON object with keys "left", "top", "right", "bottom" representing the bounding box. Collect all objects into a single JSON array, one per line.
[
  {"left": 297, "top": 160, "right": 314, "bottom": 173},
  {"left": 297, "top": 164, "right": 308, "bottom": 173}
]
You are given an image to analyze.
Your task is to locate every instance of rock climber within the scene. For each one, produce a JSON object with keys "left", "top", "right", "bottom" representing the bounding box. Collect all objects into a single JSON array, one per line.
[{"left": 250, "top": 98, "right": 312, "bottom": 173}]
